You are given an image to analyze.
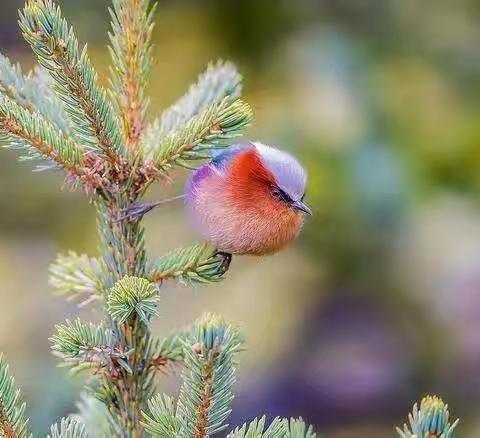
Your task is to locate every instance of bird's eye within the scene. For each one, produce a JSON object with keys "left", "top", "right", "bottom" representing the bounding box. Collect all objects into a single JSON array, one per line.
[{"left": 271, "top": 187, "right": 292, "bottom": 204}]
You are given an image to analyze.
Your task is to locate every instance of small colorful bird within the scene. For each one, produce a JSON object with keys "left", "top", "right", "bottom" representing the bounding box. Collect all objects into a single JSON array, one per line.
[
  {"left": 120, "top": 142, "right": 311, "bottom": 260},
  {"left": 185, "top": 142, "right": 311, "bottom": 256}
]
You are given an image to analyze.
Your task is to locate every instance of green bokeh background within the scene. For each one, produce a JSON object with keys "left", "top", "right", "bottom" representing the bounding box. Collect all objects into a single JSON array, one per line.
[{"left": 2, "top": 0, "right": 480, "bottom": 436}]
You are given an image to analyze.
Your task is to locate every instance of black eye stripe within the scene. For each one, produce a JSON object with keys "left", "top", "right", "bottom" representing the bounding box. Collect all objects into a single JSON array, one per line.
[{"left": 271, "top": 187, "right": 293, "bottom": 203}]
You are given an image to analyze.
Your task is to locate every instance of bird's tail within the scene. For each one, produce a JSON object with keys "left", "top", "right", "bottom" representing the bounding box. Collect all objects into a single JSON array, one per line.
[{"left": 116, "top": 195, "right": 185, "bottom": 222}]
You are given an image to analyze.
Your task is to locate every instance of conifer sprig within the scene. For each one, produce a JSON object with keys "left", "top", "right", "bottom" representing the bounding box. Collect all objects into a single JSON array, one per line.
[
  {"left": 0, "top": 93, "right": 92, "bottom": 180},
  {"left": 142, "top": 60, "right": 242, "bottom": 156},
  {"left": 396, "top": 395, "right": 459, "bottom": 438},
  {"left": 19, "top": 0, "right": 125, "bottom": 164},
  {"left": 149, "top": 243, "right": 228, "bottom": 285},
  {"left": 0, "top": 355, "right": 30, "bottom": 438},
  {"left": 108, "top": 0, "right": 156, "bottom": 149},
  {"left": 0, "top": 55, "right": 69, "bottom": 132},
  {"left": 176, "top": 313, "right": 242, "bottom": 437},
  {"left": 49, "top": 252, "right": 104, "bottom": 306},
  {"left": 141, "top": 394, "right": 181, "bottom": 437},
  {"left": 106, "top": 276, "right": 159, "bottom": 324},
  {"left": 152, "top": 98, "right": 253, "bottom": 175},
  {"left": 50, "top": 319, "right": 132, "bottom": 374}
]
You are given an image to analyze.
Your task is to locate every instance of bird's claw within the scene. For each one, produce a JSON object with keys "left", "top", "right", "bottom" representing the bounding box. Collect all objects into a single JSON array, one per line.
[{"left": 216, "top": 251, "right": 232, "bottom": 275}]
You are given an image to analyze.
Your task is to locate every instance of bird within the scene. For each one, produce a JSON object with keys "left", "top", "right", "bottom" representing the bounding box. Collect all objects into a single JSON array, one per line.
[
  {"left": 185, "top": 141, "right": 311, "bottom": 256},
  {"left": 119, "top": 142, "right": 311, "bottom": 262}
]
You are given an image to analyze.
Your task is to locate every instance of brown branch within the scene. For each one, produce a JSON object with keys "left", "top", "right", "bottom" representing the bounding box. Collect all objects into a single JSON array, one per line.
[
  {"left": 111, "top": 0, "right": 153, "bottom": 150},
  {"left": 25, "top": 25, "right": 124, "bottom": 168},
  {"left": 1, "top": 116, "right": 99, "bottom": 186},
  {"left": 149, "top": 272, "right": 175, "bottom": 283},
  {"left": 0, "top": 401, "right": 15, "bottom": 438},
  {"left": 59, "top": 61, "right": 123, "bottom": 168},
  {"left": 194, "top": 360, "right": 215, "bottom": 438}
]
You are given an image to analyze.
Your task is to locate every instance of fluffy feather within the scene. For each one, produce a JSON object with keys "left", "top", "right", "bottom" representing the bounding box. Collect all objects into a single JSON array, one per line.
[{"left": 185, "top": 142, "right": 308, "bottom": 255}]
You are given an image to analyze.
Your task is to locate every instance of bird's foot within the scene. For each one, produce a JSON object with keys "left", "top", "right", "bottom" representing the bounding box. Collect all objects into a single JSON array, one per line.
[{"left": 216, "top": 251, "right": 232, "bottom": 274}]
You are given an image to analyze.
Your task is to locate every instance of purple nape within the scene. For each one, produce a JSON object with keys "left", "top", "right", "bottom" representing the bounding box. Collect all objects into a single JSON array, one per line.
[{"left": 185, "top": 163, "right": 213, "bottom": 200}]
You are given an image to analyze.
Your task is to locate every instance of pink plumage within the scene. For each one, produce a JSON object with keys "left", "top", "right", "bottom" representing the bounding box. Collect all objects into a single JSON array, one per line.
[{"left": 185, "top": 142, "right": 311, "bottom": 255}]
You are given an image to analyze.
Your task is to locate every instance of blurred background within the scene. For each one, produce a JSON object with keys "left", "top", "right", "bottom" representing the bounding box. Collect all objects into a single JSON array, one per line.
[{"left": 1, "top": 0, "right": 480, "bottom": 436}]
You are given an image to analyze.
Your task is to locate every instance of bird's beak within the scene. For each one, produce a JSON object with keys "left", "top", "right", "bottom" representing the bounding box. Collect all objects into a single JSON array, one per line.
[{"left": 293, "top": 200, "right": 312, "bottom": 215}]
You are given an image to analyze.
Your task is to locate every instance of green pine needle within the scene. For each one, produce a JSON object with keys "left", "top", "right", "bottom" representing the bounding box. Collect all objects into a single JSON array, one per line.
[
  {"left": 396, "top": 395, "right": 459, "bottom": 438},
  {"left": 108, "top": 0, "right": 156, "bottom": 147},
  {"left": 176, "top": 313, "right": 243, "bottom": 437},
  {"left": 149, "top": 243, "right": 228, "bottom": 286},
  {"left": 50, "top": 319, "right": 130, "bottom": 374},
  {"left": 152, "top": 97, "right": 253, "bottom": 175},
  {"left": 19, "top": 0, "right": 125, "bottom": 162},
  {"left": 142, "top": 59, "right": 242, "bottom": 156},
  {"left": 0, "top": 54, "right": 70, "bottom": 133},
  {"left": 0, "top": 354, "right": 31, "bottom": 438},
  {"left": 227, "top": 417, "right": 287, "bottom": 438},
  {"left": 141, "top": 394, "right": 181, "bottom": 437},
  {"left": 106, "top": 276, "right": 159, "bottom": 324},
  {"left": 48, "top": 417, "right": 87, "bottom": 438},
  {"left": 156, "top": 331, "right": 188, "bottom": 362},
  {"left": 0, "top": 93, "right": 87, "bottom": 176},
  {"left": 227, "top": 417, "right": 316, "bottom": 438},
  {"left": 49, "top": 252, "right": 103, "bottom": 306}
]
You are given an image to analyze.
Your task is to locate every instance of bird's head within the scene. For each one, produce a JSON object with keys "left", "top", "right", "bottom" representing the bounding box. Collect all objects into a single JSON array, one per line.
[{"left": 224, "top": 142, "right": 311, "bottom": 216}]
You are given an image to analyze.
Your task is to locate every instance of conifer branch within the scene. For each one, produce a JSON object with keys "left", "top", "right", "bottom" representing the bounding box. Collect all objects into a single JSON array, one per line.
[
  {"left": 0, "top": 355, "right": 31, "bottom": 438},
  {"left": 142, "top": 60, "right": 242, "bottom": 157},
  {"left": 107, "top": 276, "right": 159, "bottom": 324},
  {"left": 47, "top": 417, "right": 87, "bottom": 438},
  {"left": 141, "top": 394, "right": 181, "bottom": 437},
  {"left": 49, "top": 252, "right": 103, "bottom": 306},
  {"left": 19, "top": 0, "right": 125, "bottom": 165},
  {"left": 151, "top": 98, "right": 252, "bottom": 176},
  {"left": 50, "top": 319, "right": 132, "bottom": 374},
  {"left": 149, "top": 243, "right": 229, "bottom": 285},
  {"left": 96, "top": 199, "right": 147, "bottom": 285},
  {"left": 176, "top": 313, "right": 242, "bottom": 437},
  {"left": 108, "top": 0, "right": 155, "bottom": 149},
  {"left": 396, "top": 395, "right": 459, "bottom": 438},
  {"left": 0, "top": 55, "right": 69, "bottom": 132},
  {"left": 0, "top": 93, "right": 94, "bottom": 181}
]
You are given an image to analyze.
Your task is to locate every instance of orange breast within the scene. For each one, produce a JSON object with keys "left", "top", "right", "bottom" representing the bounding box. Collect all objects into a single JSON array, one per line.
[{"left": 222, "top": 149, "right": 303, "bottom": 255}]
